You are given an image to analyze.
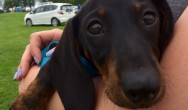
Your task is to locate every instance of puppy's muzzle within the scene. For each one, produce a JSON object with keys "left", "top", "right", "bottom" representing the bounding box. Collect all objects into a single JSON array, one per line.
[{"left": 121, "top": 68, "right": 161, "bottom": 106}]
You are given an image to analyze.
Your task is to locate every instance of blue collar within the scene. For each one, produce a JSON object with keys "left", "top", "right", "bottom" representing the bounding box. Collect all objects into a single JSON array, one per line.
[
  {"left": 39, "top": 41, "right": 99, "bottom": 77},
  {"left": 80, "top": 56, "right": 99, "bottom": 77}
]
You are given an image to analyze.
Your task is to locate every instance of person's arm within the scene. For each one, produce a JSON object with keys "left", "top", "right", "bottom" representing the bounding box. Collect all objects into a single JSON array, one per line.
[
  {"left": 14, "top": 28, "right": 63, "bottom": 81},
  {"left": 19, "top": 65, "right": 65, "bottom": 110}
]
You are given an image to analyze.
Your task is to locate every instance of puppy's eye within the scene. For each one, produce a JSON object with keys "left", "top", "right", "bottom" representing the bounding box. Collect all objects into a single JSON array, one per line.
[
  {"left": 143, "top": 13, "right": 155, "bottom": 25},
  {"left": 87, "top": 21, "right": 103, "bottom": 35}
]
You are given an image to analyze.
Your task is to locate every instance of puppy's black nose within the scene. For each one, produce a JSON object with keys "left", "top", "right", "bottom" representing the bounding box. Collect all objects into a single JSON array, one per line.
[{"left": 121, "top": 69, "right": 161, "bottom": 103}]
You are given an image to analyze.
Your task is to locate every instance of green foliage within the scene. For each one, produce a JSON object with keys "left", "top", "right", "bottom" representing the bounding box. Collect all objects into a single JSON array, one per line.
[
  {"left": 4, "top": 0, "right": 19, "bottom": 10},
  {"left": 4, "top": 0, "right": 35, "bottom": 11},
  {"left": 41, "top": 0, "right": 86, "bottom": 5},
  {"left": 0, "top": 12, "right": 64, "bottom": 110},
  {"left": 4, "top": 0, "right": 86, "bottom": 9}
]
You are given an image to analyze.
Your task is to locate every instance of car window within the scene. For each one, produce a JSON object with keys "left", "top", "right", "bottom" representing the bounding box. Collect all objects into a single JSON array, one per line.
[
  {"left": 45, "top": 5, "right": 57, "bottom": 12},
  {"left": 61, "top": 5, "right": 73, "bottom": 12},
  {"left": 34, "top": 6, "right": 45, "bottom": 13}
]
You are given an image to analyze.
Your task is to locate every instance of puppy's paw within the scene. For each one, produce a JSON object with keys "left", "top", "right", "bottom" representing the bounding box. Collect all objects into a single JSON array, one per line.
[
  {"left": 9, "top": 101, "right": 29, "bottom": 110},
  {"left": 9, "top": 97, "right": 29, "bottom": 110}
]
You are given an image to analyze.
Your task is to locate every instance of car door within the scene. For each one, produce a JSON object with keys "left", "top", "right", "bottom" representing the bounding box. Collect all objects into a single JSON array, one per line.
[
  {"left": 42, "top": 5, "right": 56, "bottom": 24},
  {"left": 61, "top": 5, "right": 75, "bottom": 19},
  {"left": 31, "top": 6, "right": 45, "bottom": 24}
]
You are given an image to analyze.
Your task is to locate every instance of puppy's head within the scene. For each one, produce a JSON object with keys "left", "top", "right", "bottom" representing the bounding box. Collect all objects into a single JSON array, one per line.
[{"left": 73, "top": 0, "right": 173, "bottom": 108}]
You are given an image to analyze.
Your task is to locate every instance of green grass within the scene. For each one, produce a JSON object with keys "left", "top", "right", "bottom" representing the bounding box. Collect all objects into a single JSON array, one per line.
[{"left": 0, "top": 12, "right": 64, "bottom": 110}]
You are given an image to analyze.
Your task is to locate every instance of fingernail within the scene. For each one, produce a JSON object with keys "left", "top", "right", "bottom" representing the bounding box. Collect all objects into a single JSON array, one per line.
[
  {"left": 13, "top": 68, "right": 22, "bottom": 80},
  {"left": 46, "top": 49, "right": 55, "bottom": 57},
  {"left": 34, "top": 56, "right": 39, "bottom": 64},
  {"left": 13, "top": 72, "right": 18, "bottom": 80}
]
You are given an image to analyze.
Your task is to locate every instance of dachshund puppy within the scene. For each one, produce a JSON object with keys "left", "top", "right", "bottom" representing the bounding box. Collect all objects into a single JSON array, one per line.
[{"left": 10, "top": 0, "right": 174, "bottom": 109}]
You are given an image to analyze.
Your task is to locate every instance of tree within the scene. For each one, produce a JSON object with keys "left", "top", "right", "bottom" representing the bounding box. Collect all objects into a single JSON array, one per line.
[
  {"left": 4, "top": 0, "right": 86, "bottom": 11},
  {"left": 74, "top": 0, "right": 86, "bottom": 5},
  {"left": 45, "top": 0, "right": 86, "bottom": 5},
  {"left": 4, "top": 0, "right": 19, "bottom": 10},
  {"left": 4, "top": 0, "right": 34, "bottom": 9}
]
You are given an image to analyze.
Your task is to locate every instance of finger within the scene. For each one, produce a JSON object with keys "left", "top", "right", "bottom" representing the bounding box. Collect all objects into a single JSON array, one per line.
[
  {"left": 30, "top": 32, "right": 43, "bottom": 64},
  {"left": 14, "top": 45, "right": 33, "bottom": 81},
  {"left": 29, "top": 29, "right": 62, "bottom": 64},
  {"left": 50, "top": 28, "right": 63, "bottom": 41},
  {"left": 20, "top": 45, "right": 34, "bottom": 78}
]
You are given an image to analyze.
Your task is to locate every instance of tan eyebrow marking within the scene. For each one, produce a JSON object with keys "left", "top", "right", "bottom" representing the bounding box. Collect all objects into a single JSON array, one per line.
[
  {"left": 98, "top": 8, "right": 106, "bottom": 16},
  {"left": 134, "top": 3, "right": 142, "bottom": 12}
]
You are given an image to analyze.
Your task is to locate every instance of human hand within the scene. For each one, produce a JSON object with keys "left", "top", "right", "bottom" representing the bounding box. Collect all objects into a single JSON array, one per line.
[{"left": 13, "top": 29, "right": 63, "bottom": 81}]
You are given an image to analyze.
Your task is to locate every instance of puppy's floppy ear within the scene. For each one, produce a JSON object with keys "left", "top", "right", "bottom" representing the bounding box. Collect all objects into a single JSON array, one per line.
[
  {"left": 46, "top": 17, "right": 95, "bottom": 110},
  {"left": 152, "top": 0, "right": 174, "bottom": 55}
]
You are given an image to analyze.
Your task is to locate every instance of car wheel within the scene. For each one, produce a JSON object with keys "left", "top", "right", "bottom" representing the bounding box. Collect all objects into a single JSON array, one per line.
[
  {"left": 26, "top": 19, "right": 32, "bottom": 27},
  {"left": 51, "top": 18, "right": 59, "bottom": 27}
]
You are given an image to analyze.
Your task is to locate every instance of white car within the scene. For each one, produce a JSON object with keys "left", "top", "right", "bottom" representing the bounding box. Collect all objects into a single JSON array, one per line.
[
  {"left": 24, "top": 3, "right": 76, "bottom": 26},
  {"left": 25, "top": 6, "right": 31, "bottom": 12}
]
